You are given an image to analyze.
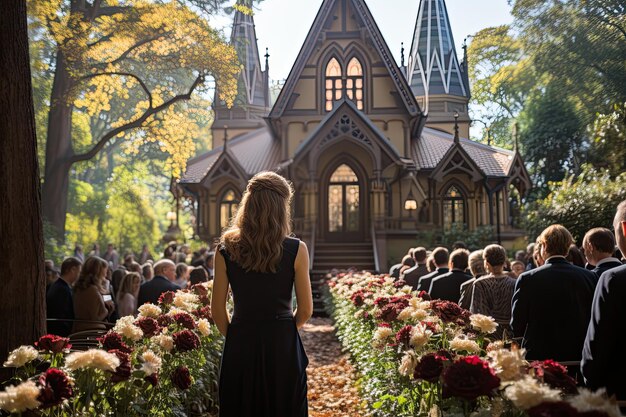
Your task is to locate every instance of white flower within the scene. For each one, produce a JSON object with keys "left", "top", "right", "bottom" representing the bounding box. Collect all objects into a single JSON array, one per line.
[
  {"left": 569, "top": 388, "right": 622, "bottom": 417},
  {"left": 197, "top": 319, "right": 211, "bottom": 336},
  {"left": 140, "top": 350, "right": 162, "bottom": 376},
  {"left": 488, "top": 346, "right": 527, "bottom": 382},
  {"left": 113, "top": 316, "right": 143, "bottom": 342},
  {"left": 411, "top": 309, "right": 429, "bottom": 321},
  {"left": 354, "top": 309, "right": 365, "bottom": 319},
  {"left": 167, "top": 307, "right": 186, "bottom": 316},
  {"left": 504, "top": 376, "right": 561, "bottom": 409},
  {"left": 138, "top": 303, "right": 162, "bottom": 318},
  {"left": 397, "top": 307, "right": 414, "bottom": 321},
  {"left": 399, "top": 351, "right": 418, "bottom": 377},
  {"left": 410, "top": 323, "right": 432, "bottom": 350},
  {"left": 372, "top": 326, "right": 393, "bottom": 348},
  {"left": 173, "top": 292, "right": 199, "bottom": 312},
  {"left": 152, "top": 334, "right": 174, "bottom": 352},
  {"left": 449, "top": 336, "right": 480, "bottom": 353},
  {"left": 0, "top": 380, "right": 41, "bottom": 412},
  {"left": 470, "top": 314, "right": 498, "bottom": 334},
  {"left": 65, "top": 349, "right": 120, "bottom": 372},
  {"left": 3, "top": 346, "right": 38, "bottom": 368}
]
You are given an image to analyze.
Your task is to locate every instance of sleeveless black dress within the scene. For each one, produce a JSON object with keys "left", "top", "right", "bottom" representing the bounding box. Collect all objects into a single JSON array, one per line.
[{"left": 218, "top": 237, "right": 309, "bottom": 417}]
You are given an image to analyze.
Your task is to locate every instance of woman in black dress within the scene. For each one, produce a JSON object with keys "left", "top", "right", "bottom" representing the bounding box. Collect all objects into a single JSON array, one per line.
[{"left": 211, "top": 171, "right": 313, "bottom": 417}]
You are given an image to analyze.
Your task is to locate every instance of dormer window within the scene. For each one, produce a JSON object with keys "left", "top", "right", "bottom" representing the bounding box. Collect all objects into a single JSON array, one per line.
[
  {"left": 325, "top": 57, "right": 365, "bottom": 112},
  {"left": 325, "top": 58, "right": 343, "bottom": 111},
  {"left": 346, "top": 58, "right": 364, "bottom": 110}
]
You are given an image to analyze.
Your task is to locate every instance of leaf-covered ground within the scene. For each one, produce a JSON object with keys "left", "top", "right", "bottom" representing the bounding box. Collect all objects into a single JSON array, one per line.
[{"left": 301, "top": 318, "right": 366, "bottom": 417}]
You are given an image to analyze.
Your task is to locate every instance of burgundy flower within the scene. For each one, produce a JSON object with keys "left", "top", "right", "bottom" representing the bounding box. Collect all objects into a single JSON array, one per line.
[
  {"left": 172, "top": 312, "right": 196, "bottom": 329},
  {"left": 98, "top": 332, "right": 132, "bottom": 354},
  {"left": 37, "top": 368, "right": 73, "bottom": 408},
  {"left": 108, "top": 349, "right": 131, "bottom": 383},
  {"left": 351, "top": 290, "right": 367, "bottom": 307},
  {"left": 530, "top": 360, "right": 578, "bottom": 395},
  {"left": 35, "top": 335, "right": 71, "bottom": 353},
  {"left": 418, "top": 291, "right": 432, "bottom": 301},
  {"left": 395, "top": 325, "right": 413, "bottom": 348},
  {"left": 145, "top": 373, "right": 159, "bottom": 387},
  {"left": 394, "top": 279, "right": 407, "bottom": 288},
  {"left": 190, "top": 284, "right": 208, "bottom": 297},
  {"left": 442, "top": 356, "right": 500, "bottom": 400},
  {"left": 374, "top": 296, "right": 390, "bottom": 308},
  {"left": 158, "top": 291, "right": 176, "bottom": 306},
  {"left": 171, "top": 366, "right": 192, "bottom": 390},
  {"left": 430, "top": 300, "right": 468, "bottom": 324},
  {"left": 157, "top": 314, "right": 174, "bottom": 327},
  {"left": 173, "top": 329, "right": 200, "bottom": 352},
  {"left": 527, "top": 401, "right": 578, "bottom": 417},
  {"left": 414, "top": 352, "right": 448, "bottom": 382},
  {"left": 135, "top": 317, "right": 161, "bottom": 338},
  {"left": 194, "top": 305, "right": 213, "bottom": 322}
]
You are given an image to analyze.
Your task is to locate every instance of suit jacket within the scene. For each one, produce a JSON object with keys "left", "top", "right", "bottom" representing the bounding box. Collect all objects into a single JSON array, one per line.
[
  {"left": 511, "top": 257, "right": 596, "bottom": 361},
  {"left": 429, "top": 270, "right": 472, "bottom": 302},
  {"left": 417, "top": 268, "right": 449, "bottom": 293},
  {"left": 402, "top": 264, "right": 429, "bottom": 290},
  {"left": 592, "top": 259, "right": 622, "bottom": 284},
  {"left": 458, "top": 278, "right": 477, "bottom": 309},
  {"left": 582, "top": 264, "right": 626, "bottom": 400},
  {"left": 138, "top": 276, "right": 180, "bottom": 307},
  {"left": 46, "top": 278, "right": 74, "bottom": 337}
]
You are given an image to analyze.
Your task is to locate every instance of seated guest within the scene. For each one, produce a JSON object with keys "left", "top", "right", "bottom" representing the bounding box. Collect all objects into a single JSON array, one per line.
[
  {"left": 175, "top": 263, "right": 190, "bottom": 288},
  {"left": 582, "top": 200, "right": 626, "bottom": 401},
  {"left": 459, "top": 250, "right": 486, "bottom": 309},
  {"left": 471, "top": 245, "right": 517, "bottom": 339},
  {"left": 511, "top": 225, "right": 596, "bottom": 361},
  {"left": 398, "top": 254, "right": 416, "bottom": 278},
  {"left": 116, "top": 272, "right": 141, "bottom": 317},
  {"left": 417, "top": 247, "right": 449, "bottom": 292},
  {"left": 510, "top": 260, "right": 525, "bottom": 278},
  {"left": 189, "top": 266, "right": 209, "bottom": 286},
  {"left": 429, "top": 249, "right": 471, "bottom": 302},
  {"left": 142, "top": 263, "right": 154, "bottom": 282},
  {"left": 401, "top": 247, "right": 429, "bottom": 290},
  {"left": 582, "top": 227, "right": 622, "bottom": 282},
  {"left": 73, "top": 257, "right": 115, "bottom": 332},
  {"left": 137, "top": 259, "right": 180, "bottom": 306},
  {"left": 47, "top": 257, "right": 82, "bottom": 336},
  {"left": 567, "top": 244, "right": 586, "bottom": 268}
]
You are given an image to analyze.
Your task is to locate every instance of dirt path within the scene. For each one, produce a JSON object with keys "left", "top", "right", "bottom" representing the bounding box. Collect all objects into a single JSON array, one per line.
[{"left": 300, "top": 317, "right": 365, "bottom": 417}]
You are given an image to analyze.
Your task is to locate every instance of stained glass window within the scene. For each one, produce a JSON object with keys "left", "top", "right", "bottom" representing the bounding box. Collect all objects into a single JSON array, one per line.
[
  {"left": 325, "top": 58, "right": 342, "bottom": 112},
  {"left": 328, "top": 165, "right": 360, "bottom": 233},
  {"left": 346, "top": 58, "right": 364, "bottom": 110},
  {"left": 220, "top": 190, "right": 239, "bottom": 230},
  {"left": 443, "top": 186, "right": 465, "bottom": 230}
]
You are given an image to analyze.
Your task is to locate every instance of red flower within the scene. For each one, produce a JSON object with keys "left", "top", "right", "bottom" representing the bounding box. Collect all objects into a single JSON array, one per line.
[
  {"left": 157, "top": 314, "right": 174, "bottom": 327},
  {"left": 98, "top": 332, "right": 132, "bottom": 354},
  {"left": 442, "top": 356, "right": 500, "bottom": 400},
  {"left": 35, "top": 335, "right": 71, "bottom": 353},
  {"left": 350, "top": 290, "right": 367, "bottom": 307},
  {"left": 190, "top": 284, "right": 208, "bottom": 297},
  {"left": 414, "top": 352, "right": 448, "bottom": 382},
  {"left": 418, "top": 291, "right": 431, "bottom": 301},
  {"left": 172, "top": 312, "right": 196, "bottom": 329},
  {"left": 530, "top": 360, "right": 578, "bottom": 395},
  {"left": 37, "top": 368, "right": 73, "bottom": 408},
  {"left": 527, "top": 401, "right": 578, "bottom": 417},
  {"left": 394, "top": 279, "right": 407, "bottom": 288},
  {"left": 158, "top": 291, "right": 175, "bottom": 306},
  {"left": 395, "top": 325, "right": 413, "bottom": 348},
  {"left": 171, "top": 366, "right": 192, "bottom": 390},
  {"left": 145, "top": 373, "right": 159, "bottom": 387},
  {"left": 135, "top": 317, "right": 161, "bottom": 338},
  {"left": 108, "top": 349, "right": 131, "bottom": 383},
  {"left": 173, "top": 329, "right": 200, "bottom": 352},
  {"left": 194, "top": 306, "right": 213, "bottom": 322},
  {"left": 430, "top": 300, "right": 469, "bottom": 325}
]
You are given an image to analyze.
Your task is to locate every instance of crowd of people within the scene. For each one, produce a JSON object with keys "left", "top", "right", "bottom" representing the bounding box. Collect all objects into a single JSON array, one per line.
[{"left": 389, "top": 200, "right": 626, "bottom": 402}]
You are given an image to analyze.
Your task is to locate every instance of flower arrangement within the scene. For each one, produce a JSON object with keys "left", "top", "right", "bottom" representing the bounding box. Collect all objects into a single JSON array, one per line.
[
  {"left": 326, "top": 272, "right": 622, "bottom": 417},
  {"left": 0, "top": 282, "right": 223, "bottom": 416}
]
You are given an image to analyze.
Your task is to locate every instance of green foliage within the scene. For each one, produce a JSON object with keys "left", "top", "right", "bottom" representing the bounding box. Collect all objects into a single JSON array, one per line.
[
  {"left": 523, "top": 165, "right": 626, "bottom": 243},
  {"left": 587, "top": 102, "right": 626, "bottom": 176},
  {"left": 440, "top": 224, "right": 496, "bottom": 251}
]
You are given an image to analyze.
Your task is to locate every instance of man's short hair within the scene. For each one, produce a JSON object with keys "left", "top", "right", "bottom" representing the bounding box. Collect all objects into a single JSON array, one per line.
[
  {"left": 615, "top": 200, "right": 626, "bottom": 226},
  {"left": 432, "top": 247, "right": 449, "bottom": 266},
  {"left": 153, "top": 259, "right": 175, "bottom": 276},
  {"left": 189, "top": 267, "right": 209, "bottom": 285},
  {"left": 412, "top": 247, "right": 427, "bottom": 263},
  {"left": 483, "top": 244, "right": 507, "bottom": 267},
  {"left": 583, "top": 227, "right": 615, "bottom": 255},
  {"left": 401, "top": 255, "right": 415, "bottom": 268},
  {"left": 538, "top": 225, "right": 575, "bottom": 257},
  {"left": 449, "top": 248, "right": 470, "bottom": 270},
  {"left": 60, "top": 257, "right": 82, "bottom": 275},
  {"left": 452, "top": 241, "right": 467, "bottom": 250}
]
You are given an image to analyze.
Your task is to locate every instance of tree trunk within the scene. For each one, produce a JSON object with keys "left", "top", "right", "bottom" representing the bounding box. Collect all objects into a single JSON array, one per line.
[
  {"left": 41, "top": 48, "right": 75, "bottom": 241},
  {"left": 0, "top": 0, "right": 46, "bottom": 380}
]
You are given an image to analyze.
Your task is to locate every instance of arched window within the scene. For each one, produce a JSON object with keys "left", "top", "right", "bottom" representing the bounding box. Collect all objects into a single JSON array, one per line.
[
  {"left": 328, "top": 164, "right": 360, "bottom": 233},
  {"left": 346, "top": 57, "right": 364, "bottom": 110},
  {"left": 442, "top": 186, "right": 465, "bottom": 229},
  {"left": 325, "top": 58, "right": 343, "bottom": 112},
  {"left": 219, "top": 189, "right": 239, "bottom": 230}
]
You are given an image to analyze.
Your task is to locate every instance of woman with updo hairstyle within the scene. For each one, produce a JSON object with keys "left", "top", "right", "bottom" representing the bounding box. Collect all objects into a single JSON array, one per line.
[
  {"left": 212, "top": 171, "right": 312, "bottom": 417},
  {"left": 73, "top": 256, "right": 115, "bottom": 332},
  {"left": 470, "top": 244, "right": 517, "bottom": 338},
  {"left": 458, "top": 250, "right": 487, "bottom": 309}
]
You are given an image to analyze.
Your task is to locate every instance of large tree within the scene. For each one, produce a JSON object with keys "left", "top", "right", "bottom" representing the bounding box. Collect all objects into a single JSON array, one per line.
[
  {"left": 0, "top": 0, "right": 46, "bottom": 372},
  {"left": 30, "top": 0, "right": 241, "bottom": 240}
]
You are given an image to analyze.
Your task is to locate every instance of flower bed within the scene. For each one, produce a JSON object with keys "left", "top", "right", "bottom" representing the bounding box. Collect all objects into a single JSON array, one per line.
[
  {"left": 0, "top": 283, "right": 222, "bottom": 416},
  {"left": 325, "top": 272, "right": 622, "bottom": 417}
]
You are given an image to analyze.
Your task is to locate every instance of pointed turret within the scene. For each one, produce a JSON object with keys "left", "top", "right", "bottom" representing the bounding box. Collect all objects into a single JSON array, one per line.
[{"left": 407, "top": 0, "right": 470, "bottom": 138}]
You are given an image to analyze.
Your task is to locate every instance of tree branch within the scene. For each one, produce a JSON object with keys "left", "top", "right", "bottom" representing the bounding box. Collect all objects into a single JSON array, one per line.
[
  {"left": 70, "top": 74, "right": 205, "bottom": 163},
  {"left": 79, "top": 71, "right": 154, "bottom": 109}
]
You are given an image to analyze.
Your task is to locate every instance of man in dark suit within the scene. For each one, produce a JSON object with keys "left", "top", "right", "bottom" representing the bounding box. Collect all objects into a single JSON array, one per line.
[
  {"left": 582, "top": 201, "right": 626, "bottom": 401},
  {"left": 511, "top": 225, "right": 596, "bottom": 362},
  {"left": 429, "top": 248, "right": 471, "bottom": 302},
  {"left": 582, "top": 227, "right": 623, "bottom": 282},
  {"left": 47, "top": 257, "right": 82, "bottom": 336},
  {"left": 138, "top": 259, "right": 180, "bottom": 306},
  {"left": 401, "top": 247, "right": 429, "bottom": 290},
  {"left": 416, "top": 247, "right": 449, "bottom": 293}
]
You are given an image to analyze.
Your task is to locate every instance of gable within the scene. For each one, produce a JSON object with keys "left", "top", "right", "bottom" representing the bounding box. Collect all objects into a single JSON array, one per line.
[{"left": 430, "top": 142, "right": 485, "bottom": 183}]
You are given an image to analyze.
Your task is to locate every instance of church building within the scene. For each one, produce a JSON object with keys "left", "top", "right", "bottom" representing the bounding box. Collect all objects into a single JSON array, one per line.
[{"left": 179, "top": 0, "right": 531, "bottom": 272}]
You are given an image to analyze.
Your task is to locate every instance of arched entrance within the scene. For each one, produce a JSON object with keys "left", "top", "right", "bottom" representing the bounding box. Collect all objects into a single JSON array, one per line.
[{"left": 324, "top": 163, "right": 364, "bottom": 242}]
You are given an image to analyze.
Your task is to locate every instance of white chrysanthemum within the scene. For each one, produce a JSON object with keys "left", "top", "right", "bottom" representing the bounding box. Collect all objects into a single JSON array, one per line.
[
  {"left": 410, "top": 298, "right": 431, "bottom": 310},
  {"left": 410, "top": 323, "right": 432, "bottom": 350},
  {"left": 138, "top": 303, "right": 162, "bottom": 318},
  {"left": 384, "top": 277, "right": 395, "bottom": 285},
  {"left": 353, "top": 309, "right": 365, "bottom": 319},
  {"left": 113, "top": 316, "right": 143, "bottom": 342},
  {"left": 411, "top": 309, "right": 429, "bottom": 321},
  {"left": 504, "top": 376, "right": 561, "bottom": 409},
  {"left": 363, "top": 298, "right": 375, "bottom": 306},
  {"left": 167, "top": 307, "right": 186, "bottom": 316},
  {"left": 470, "top": 314, "right": 498, "bottom": 334},
  {"left": 373, "top": 327, "right": 393, "bottom": 341},
  {"left": 206, "top": 280, "right": 214, "bottom": 289},
  {"left": 197, "top": 319, "right": 211, "bottom": 336},
  {"left": 449, "top": 337, "right": 480, "bottom": 353},
  {"left": 0, "top": 380, "right": 41, "bottom": 412},
  {"left": 152, "top": 334, "right": 174, "bottom": 352},
  {"left": 173, "top": 292, "right": 199, "bottom": 312},
  {"left": 488, "top": 346, "right": 527, "bottom": 382},
  {"left": 140, "top": 350, "right": 162, "bottom": 376},
  {"left": 569, "top": 388, "right": 622, "bottom": 417},
  {"left": 3, "top": 345, "right": 38, "bottom": 368},
  {"left": 397, "top": 307, "right": 414, "bottom": 321},
  {"left": 398, "top": 351, "right": 418, "bottom": 377},
  {"left": 65, "top": 349, "right": 120, "bottom": 372}
]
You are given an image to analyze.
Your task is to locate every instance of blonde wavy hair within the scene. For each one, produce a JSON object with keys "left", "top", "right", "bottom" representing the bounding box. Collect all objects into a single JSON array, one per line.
[
  {"left": 74, "top": 256, "right": 109, "bottom": 291},
  {"left": 221, "top": 171, "right": 293, "bottom": 273}
]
